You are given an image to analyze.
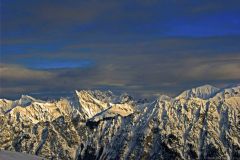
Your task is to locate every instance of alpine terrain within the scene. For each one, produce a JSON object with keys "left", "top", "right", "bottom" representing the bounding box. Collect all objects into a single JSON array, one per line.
[{"left": 0, "top": 85, "right": 239, "bottom": 160}]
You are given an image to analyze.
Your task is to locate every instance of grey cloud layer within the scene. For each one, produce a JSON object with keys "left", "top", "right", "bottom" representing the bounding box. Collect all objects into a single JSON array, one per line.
[
  {"left": 2, "top": 0, "right": 240, "bottom": 45},
  {"left": 1, "top": 36, "right": 240, "bottom": 98},
  {"left": 1, "top": 53, "right": 239, "bottom": 99}
]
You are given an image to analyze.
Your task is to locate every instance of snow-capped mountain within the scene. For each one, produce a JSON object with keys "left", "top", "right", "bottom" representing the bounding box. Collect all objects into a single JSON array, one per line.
[
  {"left": 0, "top": 85, "right": 239, "bottom": 160},
  {"left": 176, "top": 84, "right": 220, "bottom": 99}
]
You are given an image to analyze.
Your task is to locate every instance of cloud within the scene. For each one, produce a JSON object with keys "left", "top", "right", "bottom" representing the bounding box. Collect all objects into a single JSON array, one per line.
[
  {"left": 1, "top": 52, "right": 239, "bottom": 99},
  {"left": 1, "top": 0, "right": 240, "bottom": 45},
  {"left": 187, "top": 56, "right": 240, "bottom": 82},
  {"left": 0, "top": 64, "right": 53, "bottom": 80},
  {"left": 1, "top": 1, "right": 240, "bottom": 99},
  {"left": 0, "top": 64, "right": 55, "bottom": 97},
  {"left": 172, "top": 56, "right": 240, "bottom": 81},
  {"left": 1, "top": 35, "right": 240, "bottom": 99},
  {"left": 7, "top": 36, "right": 239, "bottom": 60}
]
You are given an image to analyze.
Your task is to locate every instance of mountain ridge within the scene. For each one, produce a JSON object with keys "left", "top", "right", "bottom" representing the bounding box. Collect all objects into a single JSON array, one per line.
[{"left": 0, "top": 84, "right": 239, "bottom": 160}]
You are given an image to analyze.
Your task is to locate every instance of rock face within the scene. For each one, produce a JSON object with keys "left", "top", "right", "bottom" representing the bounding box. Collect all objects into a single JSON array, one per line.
[{"left": 0, "top": 85, "right": 240, "bottom": 160}]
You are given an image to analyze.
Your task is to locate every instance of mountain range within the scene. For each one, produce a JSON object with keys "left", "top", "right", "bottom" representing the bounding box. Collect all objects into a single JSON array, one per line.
[{"left": 0, "top": 84, "right": 239, "bottom": 160}]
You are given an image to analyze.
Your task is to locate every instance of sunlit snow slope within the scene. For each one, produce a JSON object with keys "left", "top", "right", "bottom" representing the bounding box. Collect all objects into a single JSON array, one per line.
[{"left": 0, "top": 85, "right": 239, "bottom": 160}]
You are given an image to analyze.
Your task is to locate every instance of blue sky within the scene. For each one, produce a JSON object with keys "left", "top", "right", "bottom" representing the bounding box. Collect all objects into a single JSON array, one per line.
[{"left": 0, "top": 0, "right": 240, "bottom": 99}]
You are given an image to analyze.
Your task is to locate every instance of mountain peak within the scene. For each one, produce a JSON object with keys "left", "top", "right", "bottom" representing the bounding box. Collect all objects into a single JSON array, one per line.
[
  {"left": 0, "top": 85, "right": 239, "bottom": 159},
  {"left": 18, "top": 95, "right": 45, "bottom": 107},
  {"left": 176, "top": 84, "right": 220, "bottom": 99}
]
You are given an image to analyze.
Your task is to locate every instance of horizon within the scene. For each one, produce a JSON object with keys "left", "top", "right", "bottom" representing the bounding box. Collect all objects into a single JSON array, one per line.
[
  {"left": 2, "top": 83, "right": 239, "bottom": 101},
  {"left": 1, "top": 0, "right": 240, "bottom": 99}
]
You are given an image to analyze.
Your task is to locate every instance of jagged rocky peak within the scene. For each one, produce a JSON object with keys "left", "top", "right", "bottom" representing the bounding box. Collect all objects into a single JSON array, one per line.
[
  {"left": 75, "top": 90, "right": 134, "bottom": 104},
  {"left": 17, "top": 100, "right": 71, "bottom": 123},
  {"left": 176, "top": 84, "right": 220, "bottom": 99},
  {"left": 17, "top": 95, "right": 44, "bottom": 107},
  {"left": 75, "top": 90, "right": 110, "bottom": 118},
  {"left": 75, "top": 90, "right": 115, "bottom": 103},
  {"left": 0, "top": 95, "right": 73, "bottom": 124},
  {"left": 75, "top": 90, "right": 135, "bottom": 121},
  {"left": 0, "top": 95, "right": 42, "bottom": 115},
  {"left": 219, "top": 85, "right": 240, "bottom": 98},
  {"left": 159, "top": 94, "right": 172, "bottom": 102},
  {"left": 0, "top": 85, "right": 239, "bottom": 160},
  {"left": 119, "top": 92, "right": 134, "bottom": 103}
]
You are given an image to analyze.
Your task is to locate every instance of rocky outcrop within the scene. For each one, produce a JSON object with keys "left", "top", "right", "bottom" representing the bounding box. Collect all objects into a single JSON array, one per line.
[{"left": 0, "top": 85, "right": 239, "bottom": 160}]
